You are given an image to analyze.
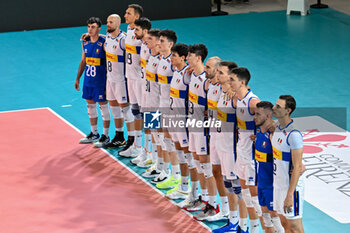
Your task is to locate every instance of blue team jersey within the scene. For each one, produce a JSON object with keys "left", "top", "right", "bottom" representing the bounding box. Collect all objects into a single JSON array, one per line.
[
  {"left": 83, "top": 36, "right": 106, "bottom": 88},
  {"left": 255, "top": 127, "right": 274, "bottom": 189}
]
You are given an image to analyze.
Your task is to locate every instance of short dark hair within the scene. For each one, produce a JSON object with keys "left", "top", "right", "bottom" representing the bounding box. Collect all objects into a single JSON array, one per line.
[
  {"left": 256, "top": 101, "right": 273, "bottom": 112},
  {"left": 148, "top": 28, "right": 161, "bottom": 38},
  {"left": 134, "top": 17, "right": 151, "bottom": 30},
  {"left": 279, "top": 95, "right": 296, "bottom": 115},
  {"left": 229, "top": 67, "right": 251, "bottom": 85},
  {"left": 171, "top": 43, "right": 189, "bottom": 58},
  {"left": 87, "top": 17, "right": 102, "bottom": 27},
  {"left": 219, "top": 61, "right": 238, "bottom": 70},
  {"left": 159, "top": 29, "right": 177, "bottom": 44},
  {"left": 128, "top": 4, "right": 143, "bottom": 17},
  {"left": 188, "top": 44, "right": 208, "bottom": 62}
]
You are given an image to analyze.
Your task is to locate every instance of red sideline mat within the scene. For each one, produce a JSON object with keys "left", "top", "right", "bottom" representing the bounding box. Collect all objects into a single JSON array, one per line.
[{"left": 0, "top": 108, "right": 210, "bottom": 233}]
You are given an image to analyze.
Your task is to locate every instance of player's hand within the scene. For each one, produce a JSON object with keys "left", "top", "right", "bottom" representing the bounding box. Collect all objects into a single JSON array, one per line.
[
  {"left": 81, "top": 33, "right": 89, "bottom": 41},
  {"left": 225, "top": 89, "right": 236, "bottom": 101},
  {"left": 185, "top": 67, "right": 193, "bottom": 76},
  {"left": 249, "top": 134, "right": 256, "bottom": 141},
  {"left": 283, "top": 195, "right": 293, "bottom": 214},
  {"left": 204, "top": 110, "right": 208, "bottom": 119},
  {"left": 74, "top": 80, "right": 80, "bottom": 91}
]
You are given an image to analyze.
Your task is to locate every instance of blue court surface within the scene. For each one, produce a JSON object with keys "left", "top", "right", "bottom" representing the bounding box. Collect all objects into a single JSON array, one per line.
[{"left": 1, "top": 8, "right": 350, "bottom": 232}]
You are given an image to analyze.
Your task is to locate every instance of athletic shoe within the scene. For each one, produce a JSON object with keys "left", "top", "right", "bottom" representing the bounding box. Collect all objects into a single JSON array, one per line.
[
  {"left": 206, "top": 211, "right": 229, "bottom": 222},
  {"left": 193, "top": 203, "right": 220, "bottom": 221},
  {"left": 183, "top": 196, "right": 207, "bottom": 212},
  {"left": 156, "top": 175, "right": 180, "bottom": 189},
  {"left": 131, "top": 149, "right": 147, "bottom": 165},
  {"left": 119, "top": 145, "right": 142, "bottom": 158},
  {"left": 137, "top": 158, "right": 153, "bottom": 168},
  {"left": 165, "top": 186, "right": 189, "bottom": 200},
  {"left": 212, "top": 220, "right": 240, "bottom": 233},
  {"left": 177, "top": 195, "right": 195, "bottom": 208},
  {"left": 80, "top": 132, "right": 99, "bottom": 144},
  {"left": 93, "top": 134, "right": 110, "bottom": 148},
  {"left": 142, "top": 165, "right": 161, "bottom": 178},
  {"left": 118, "top": 136, "right": 134, "bottom": 152},
  {"left": 151, "top": 170, "right": 170, "bottom": 184},
  {"left": 104, "top": 133, "right": 125, "bottom": 149}
]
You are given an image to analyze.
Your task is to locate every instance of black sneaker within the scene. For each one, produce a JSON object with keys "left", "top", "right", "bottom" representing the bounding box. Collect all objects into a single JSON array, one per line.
[
  {"left": 118, "top": 136, "right": 134, "bottom": 153},
  {"left": 80, "top": 132, "right": 99, "bottom": 144},
  {"left": 93, "top": 134, "right": 110, "bottom": 148},
  {"left": 104, "top": 132, "right": 125, "bottom": 149}
]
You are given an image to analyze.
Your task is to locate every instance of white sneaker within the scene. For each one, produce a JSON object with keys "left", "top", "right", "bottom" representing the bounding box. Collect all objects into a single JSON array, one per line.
[
  {"left": 119, "top": 145, "right": 142, "bottom": 158},
  {"left": 166, "top": 187, "right": 190, "bottom": 200},
  {"left": 142, "top": 164, "right": 161, "bottom": 178},
  {"left": 137, "top": 158, "right": 153, "bottom": 168},
  {"left": 205, "top": 210, "right": 229, "bottom": 222},
  {"left": 177, "top": 195, "right": 195, "bottom": 208},
  {"left": 151, "top": 170, "right": 170, "bottom": 184},
  {"left": 131, "top": 149, "right": 147, "bottom": 165},
  {"left": 93, "top": 134, "right": 110, "bottom": 148}
]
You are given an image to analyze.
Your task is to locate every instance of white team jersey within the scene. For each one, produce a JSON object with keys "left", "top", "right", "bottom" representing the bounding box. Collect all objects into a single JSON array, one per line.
[
  {"left": 271, "top": 120, "right": 303, "bottom": 189},
  {"left": 125, "top": 26, "right": 142, "bottom": 80},
  {"left": 170, "top": 65, "right": 189, "bottom": 110},
  {"left": 188, "top": 71, "right": 208, "bottom": 121},
  {"left": 145, "top": 53, "right": 161, "bottom": 96},
  {"left": 105, "top": 31, "right": 126, "bottom": 82},
  {"left": 207, "top": 82, "right": 221, "bottom": 136},
  {"left": 157, "top": 54, "right": 174, "bottom": 107},
  {"left": 216, "top": 91, "right": 236, "bottom": 153},
  {"left": 236, "top": 90, "right": 258, "bottom": 132},
  {"left": 140, "top": 42, "right": 150, "bottom": 79}
]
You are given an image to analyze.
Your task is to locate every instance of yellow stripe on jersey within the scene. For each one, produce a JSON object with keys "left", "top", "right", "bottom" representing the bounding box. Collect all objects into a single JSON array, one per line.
[
  {"left": 106, "top": 52, "right": 119, "bottom": 62},
  {"left": 217, "top": 109, "right": 226, "bottom": 122},
  {"left": 86, "top": 57, "right": 101, "bottom": 66},
  {"left": 141, "top": 58, "right": 147, "bottom": 68},
  {"left": 158, "top": 74, "right": 170, "bottom": 84},
  {"left": 189, "top": 91, "right": 198, "bottom": 103},
  {"left": 255, "top": 150, "right": 267, "bottom": 162},
  {"left": 146, "top": 70, "right": 157, "bottom": 82},
  {"left": 125, "top": 44, "right": 138, "bottom": 54},
  {"left": 272, "top": 147, "right": 291, "bottom": 161},
  {"left": 170, "top": 87, "right": 180, "bottom": 98},
  {"left": 208, "top": 99, "right": 218, "bottom": 110},
  {"left": 237, "top": 117, "right": 247, "bottom": 129}
]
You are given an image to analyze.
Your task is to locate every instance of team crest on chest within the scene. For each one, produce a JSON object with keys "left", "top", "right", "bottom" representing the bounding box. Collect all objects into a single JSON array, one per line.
[
  {"left": 162, "top": 65, "right": 167, "bottom": 70},
  {"left": 176, "top": 79, "right": 181, "bottom": 84},
  {"left": 240, "top": 108, "right": 245, "bottom": 114},
  {"left": 262, "top": 141, "right": 267, "bottom": 148},
  {"left": 277, "top": 138, "right": 283, "bottom": 144},
  {"left": 96, "top": 48, "right": 100, "bottom": 54},
  {"left": 112, "top": 45, "right": 117, "bottom": 49},
  {"left": 194, "top": 83, "right": 199, "bottom": 89},
  {"left": 97, "top": 42, "right": 102, "bottom": 46}
]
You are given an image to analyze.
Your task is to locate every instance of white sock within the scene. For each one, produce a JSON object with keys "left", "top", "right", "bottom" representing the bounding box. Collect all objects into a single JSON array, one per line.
[
  {"left": 157, "top": 157, "right": 164, "bottom": 171},
  {"left": 116, "top": 127, "right": 123, "bottom": 132},
  {"left": 135, "top": 130, "right": 142, "bottom": 147},
  {"left": 91, "top": 125, "right": 98, "bottom": 134},
  {"left": 220, "top": 196, "right": 229, "bottom": 216},
  {"left": 103, "top": 128, "right": 109, "bottom": 136},
  {"left": 229, "top": 210, "right": 239, "bottom": 225},
  {"left": 181, "top": 176, "right": 189, "bottom": 191},
  {"left": 250, "top": 219, "right": 260, "bottom": 233},
  {"left": 164, "top": 161, "right": 170, "bottom": 174},
  {"left": 272, "top": 217, "right": 285, "bottom": 233},
  {"left": 145, "top": 134, "right": 152, "bottom": 154},
  {"left": 239, "top": 218, "right": 248, "bottom": 232},
  {"left": 171, "top": 164, "right": 180, "bottom": 179},
  {"left": 209, "top": 195, "right": 217, "bottom": 207},
  {"left": 201, "top": 189, "right": 209, "bottom": 202},
  {"left": 152, "top": 147, "right": 158, "bottom": 162},
  {"left": 128, "top": 130, "right": 135, "bottom": 137},
  {"left": 191, "top": 181, "right": 199, "bottom": 199}
]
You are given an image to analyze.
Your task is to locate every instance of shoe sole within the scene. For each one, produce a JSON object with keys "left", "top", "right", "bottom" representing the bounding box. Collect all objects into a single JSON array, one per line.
[
  {"left": 156, "top": 184, "right": 177, "bottom": 189},
  {"left": 142, "top": 173, "right": 160, "bottom": 178}
]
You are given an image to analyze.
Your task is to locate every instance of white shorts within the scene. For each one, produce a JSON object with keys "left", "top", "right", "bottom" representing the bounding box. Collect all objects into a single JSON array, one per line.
[
  {"left": 106, "top": 79, "right": 128, "bottom": 104},
  {"left": 189, "top": 132, "right": 209, "bottom": 155},
  {"left": 170, "top": 129, "right": 189, "bottom": 148},
  {"left": 234, "top": 155, "right": 257, "bottom": 186},
  {"left": 140, "top": 78, "right": 148, "bottom": 111},
  {"left": 144, "top": 81, "right": 160, "bottom": 110},
  {"left": 127, "top": 79, "right": 142, "bottom": 105},
  {"left": 274, "top": 177, "right": 304, "bottom": 219},
  {"left": 218, "top": 150, "right": 237, "bottom": 180},
  {"left": 210, "top": 134, "right": 221, "bottom": 165},
  {"left": 159, "top": 84, "right": 171, "bottom": 108}
]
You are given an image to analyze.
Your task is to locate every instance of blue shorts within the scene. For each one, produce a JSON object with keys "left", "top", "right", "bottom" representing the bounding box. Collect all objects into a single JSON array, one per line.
[
  {"left": 82, "top": 86, "right": 106, "bottom": 102},
  {"left": 258, "top": 186, "right": 274, "bottom": 211}
]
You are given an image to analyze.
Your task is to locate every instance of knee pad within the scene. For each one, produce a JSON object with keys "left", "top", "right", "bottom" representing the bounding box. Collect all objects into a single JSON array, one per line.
[
  {"left": 177, "top": 150, "right": 187, "bottom": 164},
  {"left": 152, "top": 132, "right": 161, "bottom": 145},
  {"left": 194, "top": 159, "right": 202, "bottom": 174},
  {"left": 164, "top": 137, "right": 175, "bottom": 152},
  {"left": 252, "top": 195, "right": 263, "bottom": 216},
  {"left": 158, "top": 132, "right": 166, "bottom": 149},
  {"left": 262, "top": 213, "right": 273, "bottom": 228},
  {"left": 232, "top": 179, "right": 242, "bottom": 197},
  {"left": 224, "top": 177, "right": 235, "bottom": 194},
  {"left": 242, "top": 188, "right": 254, "bottom": 208},
  {"left": 121, "top": 106, "right": 134, "bottom": 123},
  {"left": 99, "top": 104, "right": 110, "bottom": 121},
  {"left": 87, "top": 103, "right": 97, "bottom": 119},
  {"left": 131, "top": 104, "right": 142, "bottom": 119},
  {"left": 200, "top": 163, "right": 213, "bottom": 178},
  {"left": 110, "top": 105, "right": 122, "bottom": 119},
  {"left": 185, "top": 153, "right": 196, "bottom": 169}
]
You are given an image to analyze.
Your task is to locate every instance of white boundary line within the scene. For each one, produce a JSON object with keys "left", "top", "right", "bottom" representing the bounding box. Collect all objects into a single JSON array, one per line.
[
  {"left": 46, "top": 107, "right": 211, "bottom": 232},
  {"left": 0, "top": 107, "right": 50, "bottom": 114}
]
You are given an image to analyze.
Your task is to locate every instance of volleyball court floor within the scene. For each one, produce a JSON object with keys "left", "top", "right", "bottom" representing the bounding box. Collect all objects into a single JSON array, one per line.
[{"left": 0, "top": 8, "right": 349, "bottom": 233}]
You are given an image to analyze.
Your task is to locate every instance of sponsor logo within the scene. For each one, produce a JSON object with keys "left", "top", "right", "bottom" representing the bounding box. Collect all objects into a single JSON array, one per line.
[
  {"left": 143, "top": 111, "right": 161, "bottom": 129},
  {"left": 201, "top": 147, "right": 206, "bottom": 152}
]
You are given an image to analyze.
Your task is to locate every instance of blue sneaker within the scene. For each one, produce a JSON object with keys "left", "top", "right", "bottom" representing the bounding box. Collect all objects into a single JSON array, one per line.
[
  {"left": 237, "top": 226, "right": 249, "bottom": 233},
  {"left": 212, "top": 220, "right": 239, "bottom": 233}
]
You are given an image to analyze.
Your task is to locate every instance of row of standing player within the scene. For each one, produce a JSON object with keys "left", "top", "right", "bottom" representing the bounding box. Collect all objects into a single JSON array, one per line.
[{"left": 74, "top": 4, "right": 305, "bottom": 233}]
